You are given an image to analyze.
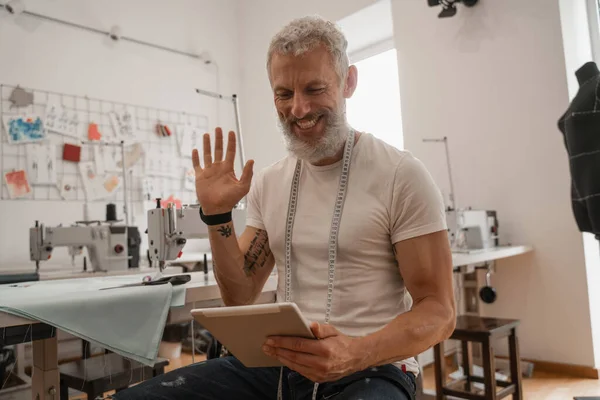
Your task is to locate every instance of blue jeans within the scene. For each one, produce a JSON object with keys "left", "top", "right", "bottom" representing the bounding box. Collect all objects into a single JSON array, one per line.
[{"left": 109, "top": 356, "right": 416, "bottom": 400}]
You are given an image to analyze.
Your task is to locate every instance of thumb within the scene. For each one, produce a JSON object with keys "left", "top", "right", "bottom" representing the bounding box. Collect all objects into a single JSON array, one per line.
[
  {"left": 311, "top": 322, "right": 339, "bottom": 339},
  {"left": 240, "top": 159, "right": 254, "bottom": 185}
]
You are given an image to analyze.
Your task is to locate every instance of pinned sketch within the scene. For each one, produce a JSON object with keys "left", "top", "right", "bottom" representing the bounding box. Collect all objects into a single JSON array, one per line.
[
  {"left": 176, "top": 124, "right": 205, "bottom": 159},
  {"left": 44, "top": 101, "right": 81, "bottom": 139},
  {"left": 59, "top": 175, "right": 79, "bottom": 200},
  {"left": 103, "top": 175, "right": 120, "bottom": 194},
  {"left": 184, "top": 167, "right": 195, "bottom": 191},
  {"left": 116, "top": 142, "right": 143, "bottom": 171},
  {"left": 93, "top": 146, "right": 120, "bottom": 175},
  {"left": 26, "top": 143, "right": 57, "bottom": 185},
  {"left": 2, "top": 115, "right": 46, "bottom": 144},
  {"left": 145, "top": 156, "right": 177, "bottom": 178},
  {"left": 109, "top": 106, "right": 136, "bottom": 140},
  {"left": 78, "top": 161, "right": 121, "bottom": 200},
  {"left": 144, "top": 143, "right": 177, "bottom": 177},
  {"left": 142, "top": 178, "right": 156, "bottom": 201},
  {"left": 9, "top": 86, "right": 34, "bottom": 108},
  {"left": 4, "top": 170, "right": 32, "bottom": 199}
]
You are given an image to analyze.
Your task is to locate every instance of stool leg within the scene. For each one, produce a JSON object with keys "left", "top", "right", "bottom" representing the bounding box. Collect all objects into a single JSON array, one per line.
[
  {"left": 461, "top": 341, "right": 472, "bottom": 391},
  {"left": 59, "top": 378, "right": 69, "bottom": 400},
  {"left": 433, "top": 342, "right": 446, "bottom": 400},
  {"left": 509, "top": 328, "right": 523, "bottom": 400},
  {"left": 481, "top": 337, "right": 497, "bottom": 400}
]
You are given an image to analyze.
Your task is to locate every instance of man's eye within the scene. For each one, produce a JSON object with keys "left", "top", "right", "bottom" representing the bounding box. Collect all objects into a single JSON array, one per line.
[
  {"left": 278, "top": 92, "right": 292, "bottom": 99},
  {"left": 308, "top": 88, "right": 325, "bottom": 93}
]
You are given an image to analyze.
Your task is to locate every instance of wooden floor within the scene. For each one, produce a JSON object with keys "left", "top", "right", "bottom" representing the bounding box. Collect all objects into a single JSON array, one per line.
[
  {"left": 69, "top": 352, "right": 600, "bottom": 399},
  {"left": 420, "top": 360, "right": 600, "bottom": 399}
]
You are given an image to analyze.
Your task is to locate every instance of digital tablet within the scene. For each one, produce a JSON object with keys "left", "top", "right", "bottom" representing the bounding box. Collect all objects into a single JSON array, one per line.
[{"left": 190, "top": 302, "right": 315, "bottom": 367}]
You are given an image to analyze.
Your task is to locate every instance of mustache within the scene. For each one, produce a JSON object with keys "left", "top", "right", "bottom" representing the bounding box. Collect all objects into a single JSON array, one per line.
[{"left": 281, "top": 111, "right": 328, "bottom": 124}]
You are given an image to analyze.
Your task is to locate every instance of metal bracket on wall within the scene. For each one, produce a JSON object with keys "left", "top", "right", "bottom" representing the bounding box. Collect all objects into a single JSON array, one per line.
[{"left": 0, "top": 1, "right": 209, "bottom": 61}]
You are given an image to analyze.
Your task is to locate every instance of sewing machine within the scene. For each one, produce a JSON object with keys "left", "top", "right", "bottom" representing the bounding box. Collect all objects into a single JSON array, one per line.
[
  {"left": 29, "top": 220, "right": 130, "bottom": 272},
  {"left": 146, "top": 200, "right": 246, "bottom": 271},
  {"left": 446, "top": 208, "right": 499, "bottom": 252}
]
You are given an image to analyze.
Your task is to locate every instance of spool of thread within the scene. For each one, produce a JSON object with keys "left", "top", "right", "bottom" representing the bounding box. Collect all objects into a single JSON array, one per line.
[{"left": 106, "top": 203, "right": 117, "bottom": 222}]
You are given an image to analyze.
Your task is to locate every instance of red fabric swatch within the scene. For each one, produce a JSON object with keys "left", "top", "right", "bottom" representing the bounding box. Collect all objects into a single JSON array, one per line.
[{"left": 63, "top": 143, "right": 81, "bottom": 162}]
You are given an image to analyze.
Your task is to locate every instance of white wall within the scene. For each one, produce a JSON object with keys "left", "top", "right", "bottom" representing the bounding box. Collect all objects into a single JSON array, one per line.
[
  {"left": 238, "top": 0, "right": 598, "bottom": 368},
  {"left": 0, "top": 0, "right": 242, "bottom": 270},
  {"left": 391, "top": 0, "right": 595, "bottom": 368}
]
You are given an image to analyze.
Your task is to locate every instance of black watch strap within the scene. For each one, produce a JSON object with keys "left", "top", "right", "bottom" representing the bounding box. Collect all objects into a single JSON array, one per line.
[{"left": 199, "top": 207, "right": 232, "bottom": 226}]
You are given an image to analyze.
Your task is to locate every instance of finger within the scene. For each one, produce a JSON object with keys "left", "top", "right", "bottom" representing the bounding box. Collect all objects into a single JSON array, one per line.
[
  {"left": 225, "top": 131, "right": 236, "bottom": 166},
  {"left": 192, "top": 149, "right": 203, "bottom": 173},
  {"left": 265, "top": 346, "right": 323, "bottom": 369},
  {"left": 239, "top": 160, "right": 254, "bottom": 186},
  {"left": 214, "top": 127, "right": 224, "bottom": 162},
  {"left": 203, "top": 133, "right": 212, "bottom": 168},
  {"left": 266, "top": 336, "right": 324, "bottom": 355},
  {"left": 270, "top": 353, "right": 328, "bottom": 383},
  {"left": 313, "top": 323, "right": 339, "bottom": 339},
  {"left": 264, "top": 346, "right": 319, "bottom": 375}
]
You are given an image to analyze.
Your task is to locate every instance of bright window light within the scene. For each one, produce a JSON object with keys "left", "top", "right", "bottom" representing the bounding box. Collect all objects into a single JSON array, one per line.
[{"left": 346, "top": 48, "right": 404, "bottom": 150}]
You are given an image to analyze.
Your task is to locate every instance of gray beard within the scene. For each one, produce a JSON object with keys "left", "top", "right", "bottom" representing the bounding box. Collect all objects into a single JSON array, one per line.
[{"left": 278, "top": 110, "right": 349, "bottom": 164}]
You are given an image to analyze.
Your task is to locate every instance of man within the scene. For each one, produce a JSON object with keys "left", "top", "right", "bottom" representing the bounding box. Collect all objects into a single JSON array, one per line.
[{"left": 112, "top": 15, "right": 455, "bottom": 400}]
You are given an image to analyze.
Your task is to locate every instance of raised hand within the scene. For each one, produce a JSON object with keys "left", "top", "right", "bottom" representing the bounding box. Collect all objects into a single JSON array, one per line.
[{"left": 192, "top": 127, "right": 254, "bottom": 215}]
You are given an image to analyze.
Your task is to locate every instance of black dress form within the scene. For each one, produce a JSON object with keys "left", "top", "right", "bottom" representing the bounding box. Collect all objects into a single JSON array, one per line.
[{"left": 558, "top": 61, "right": 600, "bottom": 237}]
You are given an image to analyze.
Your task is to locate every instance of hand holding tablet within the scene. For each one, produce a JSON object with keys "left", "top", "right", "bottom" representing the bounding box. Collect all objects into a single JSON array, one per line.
[{"left": 191, "top": 302, "right": 316, "bottom": 367}]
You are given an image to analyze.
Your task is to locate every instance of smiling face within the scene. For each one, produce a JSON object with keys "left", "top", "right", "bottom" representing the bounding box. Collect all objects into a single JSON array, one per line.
[{"left": 269, "top": 45, "right": 357, "bottom": 165}]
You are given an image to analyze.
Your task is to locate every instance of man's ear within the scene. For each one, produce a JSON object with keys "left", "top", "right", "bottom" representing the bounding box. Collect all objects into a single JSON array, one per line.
[{"left": 343, "top": 65, "right": 358, "bottom": 98}]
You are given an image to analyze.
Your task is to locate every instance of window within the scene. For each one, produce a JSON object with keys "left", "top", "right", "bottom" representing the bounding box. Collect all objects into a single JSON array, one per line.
[{"left": 346, "top": 48, "right": 404, "bottom": 150}]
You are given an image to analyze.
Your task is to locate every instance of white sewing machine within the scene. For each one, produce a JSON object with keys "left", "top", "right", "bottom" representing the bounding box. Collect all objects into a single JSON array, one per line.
[
  {"left": 146, "top": 201, "right": 246, "bottom": 270},
  {"left": 29, "top": 220, "right": 130, "bottom": 272},
  {"left": 446, "top": 208, "right": 499, "bottom": 252}
]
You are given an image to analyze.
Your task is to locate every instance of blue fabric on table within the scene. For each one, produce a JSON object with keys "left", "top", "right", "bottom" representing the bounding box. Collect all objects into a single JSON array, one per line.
[{"left": 0, "top": 274, "right": 187, "bottom": 366}]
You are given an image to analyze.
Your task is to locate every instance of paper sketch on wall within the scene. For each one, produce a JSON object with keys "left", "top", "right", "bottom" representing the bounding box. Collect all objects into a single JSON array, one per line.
[
  {"left": 4, "top": 170, "right": 32, "bottom": 199},
  {"left": 2, "top": 115, "right": 46, "bottom": 144},
  {"left": 142, "top": 178, "right": 156, "bottom": 200},
  {"left": 109, "top": 106, "right": 136, "bottom": 140},
  {"left": 59, "top": 174, "right": 79, "bottom": 200},
  {"left": 93, "top": 146, "right": 120, "bottom": 175},
  {"left": 78, "top": 161, "right": 121, "bottom": 200},
  {"left": 184, "top": 167, "right": 195, "bottom": 191},
  {"left": 144, "top": 143, "right": 177, "bottom": 178},
  {"left": 116, "top": 142, "right": 144, "bottom": 171},
  {"left": 26, "top": 143, "right": 57, "bottom": 185},
  {"left": 44, "top": 101, "right": 81, "bottom": 139},
  {"left": 176, "top": 124, "right": 206, "bottom": 159}
]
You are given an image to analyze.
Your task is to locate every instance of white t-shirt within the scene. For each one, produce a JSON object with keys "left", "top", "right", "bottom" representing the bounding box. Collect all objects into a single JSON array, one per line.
[{"left": 246, "top": 132, "right": 447, "bottom": 375}]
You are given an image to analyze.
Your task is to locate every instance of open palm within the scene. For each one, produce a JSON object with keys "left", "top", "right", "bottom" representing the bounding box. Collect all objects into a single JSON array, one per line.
[{"left": 192, "top": 128, "right": 254, "bottom": 215}]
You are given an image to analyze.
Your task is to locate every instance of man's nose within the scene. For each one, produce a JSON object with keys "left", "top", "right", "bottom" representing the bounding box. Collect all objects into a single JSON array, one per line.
[{"left": 291, "top": 93, "right": 311, "bottom": 119}]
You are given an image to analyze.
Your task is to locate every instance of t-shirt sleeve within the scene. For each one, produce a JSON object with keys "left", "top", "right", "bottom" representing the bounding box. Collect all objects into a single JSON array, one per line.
[
  {"left": 245, "top": 170, "right": 266, "bottom": 230},
  {"left": 390, "top": 153, "right": 447, "bottom": 244}
]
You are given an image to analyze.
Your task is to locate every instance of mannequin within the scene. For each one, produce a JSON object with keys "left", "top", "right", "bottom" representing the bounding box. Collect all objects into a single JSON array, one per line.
[{"left": 558, "top": 61, "right": 600, "bottom": 238}]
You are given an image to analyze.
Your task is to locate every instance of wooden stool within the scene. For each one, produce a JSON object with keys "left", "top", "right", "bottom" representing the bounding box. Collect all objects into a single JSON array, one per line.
[
  {"left": 59, "top": 353, "right": 169, "bottom": 399},
  {"left": 433, "top": 315, "right": 522, "bottom": 400}
]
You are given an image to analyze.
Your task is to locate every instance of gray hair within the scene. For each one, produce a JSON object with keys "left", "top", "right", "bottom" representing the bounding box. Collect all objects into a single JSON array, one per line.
[{"left": 266, "top": 15, "right": 350, "bottom": 83}]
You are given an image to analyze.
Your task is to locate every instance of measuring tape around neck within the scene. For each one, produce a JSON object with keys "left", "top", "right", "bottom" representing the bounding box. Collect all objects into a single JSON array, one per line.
[{"left": 283, "top": 129, "right": 356, "bottom": 323}]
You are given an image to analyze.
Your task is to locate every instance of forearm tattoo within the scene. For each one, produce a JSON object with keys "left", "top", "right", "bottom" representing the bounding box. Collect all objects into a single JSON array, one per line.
[
  {"left": 243, "top": 229, "right": 271, "bottom": 276},
  {"left": 217, "top": 224, "right": 233, "bottom": 238}
]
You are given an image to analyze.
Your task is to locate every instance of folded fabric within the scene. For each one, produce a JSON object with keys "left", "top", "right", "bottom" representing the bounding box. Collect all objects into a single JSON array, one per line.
[{"left": 0, "top": 274, "right": 187, "bottom": 366}]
